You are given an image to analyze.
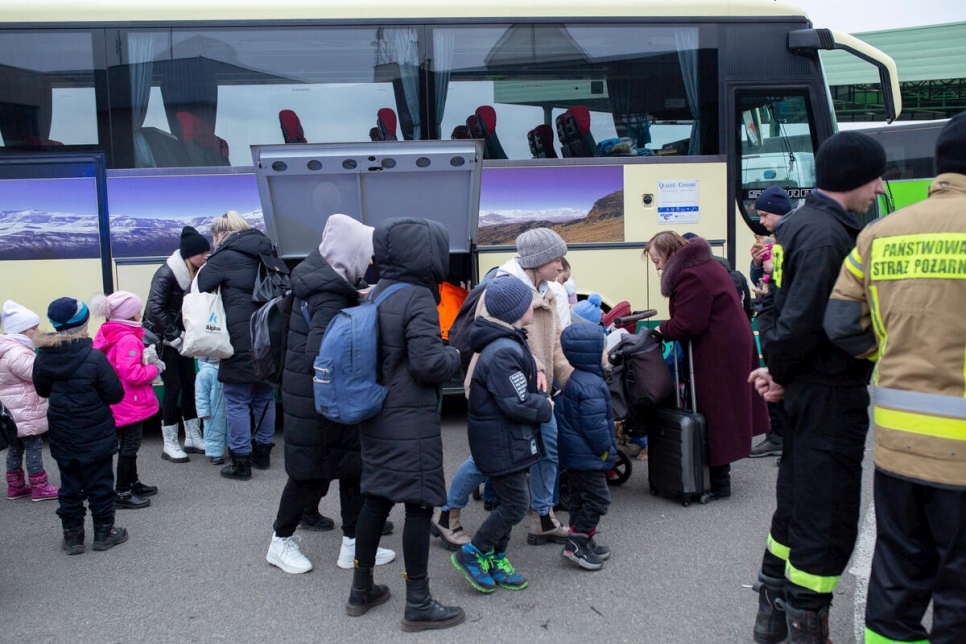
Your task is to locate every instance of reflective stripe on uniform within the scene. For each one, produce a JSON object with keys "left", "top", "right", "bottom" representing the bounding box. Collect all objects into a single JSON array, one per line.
[
  {"left": 874, "top": 386, "right": 966, "bottom": 419},
  {"left": 864, "top": 627, "right": 928, "bottom": 644},
  {"left": 869, "top": 285, "right": 887, "bottom": 386},
  {"left": 869, "top": 233, "right": 966, "bottom": 282},
  {"left": 767, "top": 533, "right": 790, "bottom": 561},
  {"left": 771, "top": 244, "right": 784, "bottom": 289},
  {"left": 845, "top": 247, "right": 864, "bottom": 279},
  {"left": 785, "top": 561, "right": 839, "bottom": 594},
  {"left": 875, "top": 406, "right": 966, "bottom": 442}
]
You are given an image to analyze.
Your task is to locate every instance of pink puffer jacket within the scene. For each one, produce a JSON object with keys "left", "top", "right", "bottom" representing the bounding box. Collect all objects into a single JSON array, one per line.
[
  {"left": 92, "top": 322, "right": 160, "bottom": 427},
  {"left": 0, "top": 335, "right": 48, "bottom": 436}
]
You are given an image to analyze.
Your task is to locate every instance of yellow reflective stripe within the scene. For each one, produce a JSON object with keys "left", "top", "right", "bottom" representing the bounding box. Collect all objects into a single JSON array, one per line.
[
  {"left": 869, "top": 233, "right": 966, "bottom": 281},
  {"left": 785, "top": 561, "right": 839, "bottom": 594},
  {"left": 875, "top": 406, "right": 966, "bottom": 441},
  {"left": 845, "top": 248, "right": 865, "bottom": 279},
  {"left": 767, "top": 533, "right": 790, "bottom": 561},
  {"left": 771, "top": 244, "right": 784, "bottom": 289},
  {"left": 864, "top": 627, "right": 928, "bottom": 644},
  {"left": 868, "top": 285, "right": 887, "bottom": 385}
]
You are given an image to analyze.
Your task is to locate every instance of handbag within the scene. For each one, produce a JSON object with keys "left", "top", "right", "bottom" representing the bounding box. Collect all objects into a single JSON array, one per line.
[
  {"left": 181, "top": 268, "right": 234, "bottom": 359},
  {"left": 251, "top": 252, "right": 291, "bottom": 304},
  {"left": 0, "top": 401, "right": 18, "bottom": 451},
  {"left": 610, "top": 332, "right": 674, "bottom": 407}
]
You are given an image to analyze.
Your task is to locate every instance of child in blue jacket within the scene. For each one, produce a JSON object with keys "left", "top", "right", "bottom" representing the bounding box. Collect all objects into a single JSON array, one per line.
[
  {"left": 452, "top": 276, "right": 553, "bottom": 593},
  {"left": 195, "top": 357, "right": 227, "bottom": 464},
  {"left": 557, "top": 323, "right": 617, "bottom": 570}
]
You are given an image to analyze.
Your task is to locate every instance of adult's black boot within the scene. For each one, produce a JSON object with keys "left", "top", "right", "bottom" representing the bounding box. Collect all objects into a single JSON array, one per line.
[
  {"left": 92, "top": 523, "right": 129, "bottom": 551},
  {"left": 401, "top": 577, "right": 465, "bottom": 632},
  {"left": 783, "top": 601, "right": 830, "bottom": 644},
  {"left": 251, "top": 442, "right": 274, "bottom": 470},
  {"left": 115, "top": 490, "right": 151, "bottom": 510},
  {"left": 752, "top": 572, "right": 788, "bottom": 644},
  {"left": 220, "top": 454, "right": 252, "bottom": 480},
  {"left": 61, "top": 523, "right": 85, "bottom": 555},
  {"left": 345, "top": 566, "right": 391, "bottom": 616}
]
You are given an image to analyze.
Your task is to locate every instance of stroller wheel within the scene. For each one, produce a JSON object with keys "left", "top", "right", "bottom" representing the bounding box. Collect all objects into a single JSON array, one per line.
[{"left": 605, "top": 450, "right": 633, "bottom": 487}]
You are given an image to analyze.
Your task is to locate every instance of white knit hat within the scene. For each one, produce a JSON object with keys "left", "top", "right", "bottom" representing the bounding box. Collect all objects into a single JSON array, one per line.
[{"left": 2, "top": 300, "right": 41, "bottom": 335}]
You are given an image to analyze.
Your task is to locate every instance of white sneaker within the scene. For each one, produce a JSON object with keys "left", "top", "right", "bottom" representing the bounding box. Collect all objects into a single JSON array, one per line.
[
  {"left": 266, "top": 534, "right": 313, "bottom": 574},
  {"left": 337, "top": 536, "right": 396, "bottom": 570}
]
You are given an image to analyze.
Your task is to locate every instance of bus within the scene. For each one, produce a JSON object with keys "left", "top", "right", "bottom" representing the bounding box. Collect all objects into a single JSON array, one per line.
[
  {"left": 0, "top": 0, "right": 901, "bottom": 324},
  {"left": 855, "top": 120, "right": 947, "bottom": 218}
]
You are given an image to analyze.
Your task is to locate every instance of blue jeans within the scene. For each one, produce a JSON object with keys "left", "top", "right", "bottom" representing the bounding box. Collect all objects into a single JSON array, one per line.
[
  {"left": 529, "top": 413, "right": 559, "bottom": 516},
  {"left": 223, "top": 381, "right": 276, "bottom": 456},
  {"left": 442, "top": 456, "right": 484, "bottom": 511}
]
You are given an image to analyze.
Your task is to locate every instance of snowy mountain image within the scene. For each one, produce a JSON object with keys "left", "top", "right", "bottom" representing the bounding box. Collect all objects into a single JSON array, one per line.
[
  {"left": 0, "top": 208, "right": 265, "bottom": 261},
  {"left": 479, "top": 207, "right": 584, "bottom": 228}
]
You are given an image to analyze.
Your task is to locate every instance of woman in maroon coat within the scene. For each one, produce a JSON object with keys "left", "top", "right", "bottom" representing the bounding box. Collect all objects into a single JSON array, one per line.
[{"left": 645, "top": 232, "right": 768, "bottom": 499}]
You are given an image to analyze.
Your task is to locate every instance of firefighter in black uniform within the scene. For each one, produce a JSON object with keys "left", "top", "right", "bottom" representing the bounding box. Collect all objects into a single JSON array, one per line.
[{"left": 748, "top": 131, "right": 886, "bottom": 644}]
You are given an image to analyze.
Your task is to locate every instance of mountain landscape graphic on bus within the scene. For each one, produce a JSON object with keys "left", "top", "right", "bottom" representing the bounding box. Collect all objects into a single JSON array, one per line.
[{"left": 0, "top": 209, "right": 264, "bottom": 261}]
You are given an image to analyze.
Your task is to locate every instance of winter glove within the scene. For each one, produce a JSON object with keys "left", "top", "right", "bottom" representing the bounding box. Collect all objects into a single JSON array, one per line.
[
  {"left": 142, "top": 344, "right": 159, "bottom": 366},
  {"left": 163, "top": 333, "right": 184, "bottom": 351},
  {"left": 154, "top": 360, "right": 166, "bottom": 374}
]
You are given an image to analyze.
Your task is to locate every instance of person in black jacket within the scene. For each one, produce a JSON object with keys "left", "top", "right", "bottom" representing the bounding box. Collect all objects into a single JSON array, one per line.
[
  {"left": 32, "top": 298, "right": 128, "bottom": 554},
  {"left": 748, "top": 131, "right": 886, "bottom": 644},
  {"left": 144, "top": 226, "right": 210, "bottom": 463},
  {"left": 451, "top": 276, "right": 552, "bottom": 594},
  {"left": 266, "top": 214, "right": 395, "bottom": 574},
  {"left": 197, "top": 211, "right": 276, "bottom": 480},
  {"left": 345, "top": 218, "right": 463, "bottom": 632}
]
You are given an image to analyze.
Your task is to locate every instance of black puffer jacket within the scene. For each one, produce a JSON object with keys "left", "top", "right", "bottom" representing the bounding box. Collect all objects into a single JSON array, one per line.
[
  {"left": 359, "top": 218, "right": 461, "bottom": 507},
  {"left": 197, "top": 228, "right": 275, "bottom": 384},
  {"left": 32, "top": 332, "right": 124, "bottom": 465},
  {"left": 467, "top": 317, "right": 552, "bottom": 477},
  {"left": 144, "top": 251, "right": 194, "bottom": 343},
  {"left": 281, "top": 249, "right": 364, "bottom": 481}
]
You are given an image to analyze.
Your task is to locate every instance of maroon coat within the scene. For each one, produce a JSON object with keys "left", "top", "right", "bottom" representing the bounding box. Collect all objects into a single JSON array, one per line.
[{"left": 658, "top": 238, "right": 768, "bottom": 466}]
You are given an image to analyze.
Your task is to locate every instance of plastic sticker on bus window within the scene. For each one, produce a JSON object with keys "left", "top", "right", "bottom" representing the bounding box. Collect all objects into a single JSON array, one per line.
[{"left": 657, "top": 180, "right": 699, "bottom": 225}]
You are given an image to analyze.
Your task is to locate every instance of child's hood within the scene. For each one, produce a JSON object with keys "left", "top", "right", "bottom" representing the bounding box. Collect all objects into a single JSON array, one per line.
[
  {"left": 34, "top": 332, "right": 94, "bottom": 378},
  {"left": 468, "top": 315, "right": 526, "bottom": 354},
  {"left": 560, "top": 323, "right": 606, "bottom": 375},
  {"left": 92, "top": 320, "right": 140, "bottom": 351},
  {"left": 0, "top": 334, "right": 31, "bottom": 361}
]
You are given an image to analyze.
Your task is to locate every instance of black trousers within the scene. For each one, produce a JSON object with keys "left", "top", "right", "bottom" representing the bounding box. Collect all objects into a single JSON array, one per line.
[
  {"left": 472, "top": 470, "right": 530, "bottom": 554},
  {"left": 760, "top": 379, "right": 869, "bottom": 610},
  {"left": 115, "top": 422, "right": 144, "bottom": 493},
  {"left": 273, "top": 476, "right": 360, "bottom": 539},
  {"left": 160, "top": 346, "right": 197, "bottom": 425},
  {"left": 56, "top": 454, "right": 115, "bottom": 527},
  {"left": 355, "top": 495, "right": 432, "bottom": 579},
  {"left": 567, "top": 469, "right": 611, "bottom": 535},
  {"left": 865, "top": 469, "right": 966, "bottom": 644},
  {"left": 767, "top": 401, "right": 784, "bottom": 438}
]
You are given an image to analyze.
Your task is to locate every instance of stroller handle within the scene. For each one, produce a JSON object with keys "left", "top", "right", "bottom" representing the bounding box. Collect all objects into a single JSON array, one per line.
[{"left": 614, "top": 309, "right": 658, "bottom": 326}]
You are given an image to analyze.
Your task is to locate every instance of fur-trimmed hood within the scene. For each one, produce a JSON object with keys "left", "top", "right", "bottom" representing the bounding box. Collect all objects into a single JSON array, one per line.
[
  {"left": 33, "top": 328, "right": 90, "bottom": 348},
  {"left": 165, "top": 250, "right": 193, "bottom": 291},
  {"left": 661, "top": 237, "right": 714, "bottom": 297}
]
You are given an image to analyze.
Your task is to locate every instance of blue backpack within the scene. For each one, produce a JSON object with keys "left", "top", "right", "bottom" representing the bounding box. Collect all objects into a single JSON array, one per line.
[{"left": 311, "top": 282, "right": 412, "bottom": 424}]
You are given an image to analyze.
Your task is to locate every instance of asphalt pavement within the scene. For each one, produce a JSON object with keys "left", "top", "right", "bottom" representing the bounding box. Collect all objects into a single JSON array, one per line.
[{"left": 0, "top": 399, "right": 875, "bottom": 643}]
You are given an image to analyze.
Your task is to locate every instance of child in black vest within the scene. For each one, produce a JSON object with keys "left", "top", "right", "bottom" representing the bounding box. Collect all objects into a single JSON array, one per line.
[
  {"left": 32, "top": 297, "right": 128, "bottom": 554},
  {"left": 557, "top": 323, "right": 617, "bottom": 570},
  {"left": 452, "top": 276, "right": 553, "bottom": 592}
]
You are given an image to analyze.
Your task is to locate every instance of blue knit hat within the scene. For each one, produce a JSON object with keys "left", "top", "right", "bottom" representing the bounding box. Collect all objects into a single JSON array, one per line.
[
  {"left": 754, "top": 186, "right": 792, "bottom": 216},
  {"left": 47, "top": 297, "right": 90, "bottom": 332},
  {"left": 485, "top": 276, "right": 533, "bottom": 325},
  {"left": 571, "top": 293, "right": 603, "bottom": 325}
]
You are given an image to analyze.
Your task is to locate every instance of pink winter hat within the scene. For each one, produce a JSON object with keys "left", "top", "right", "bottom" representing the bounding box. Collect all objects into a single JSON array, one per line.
[{"left": 91, "top": 291, "right": 143, "bottom": 321}]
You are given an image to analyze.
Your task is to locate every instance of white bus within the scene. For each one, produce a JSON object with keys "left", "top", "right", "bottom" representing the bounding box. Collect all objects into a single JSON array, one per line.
[{"left": 0, "top": 0, "right": 900, "bottom": 321}]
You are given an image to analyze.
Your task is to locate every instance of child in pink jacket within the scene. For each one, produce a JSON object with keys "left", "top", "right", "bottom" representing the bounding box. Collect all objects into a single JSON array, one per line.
[
  {"left": 1, "top": 300, "right": 58, "bottom": 501},
  {"left": 92, "top": 292, "right": 163, "bottom": 510}
]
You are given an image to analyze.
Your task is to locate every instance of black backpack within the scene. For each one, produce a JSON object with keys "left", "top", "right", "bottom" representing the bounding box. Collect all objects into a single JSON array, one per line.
[
  {"left": 447, "top": 281, "right": 487, "bottom": 372},
  {"left": 250, "top": 291, "right": 309, "bottom": 385},
  {"left": 251, "top": 252, "right": 291, "bottom": 304}
]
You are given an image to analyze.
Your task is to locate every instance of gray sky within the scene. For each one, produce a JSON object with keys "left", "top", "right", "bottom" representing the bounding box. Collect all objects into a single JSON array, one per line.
[{"left": 792, "top": 0, "right": 966, "bottom": 33}]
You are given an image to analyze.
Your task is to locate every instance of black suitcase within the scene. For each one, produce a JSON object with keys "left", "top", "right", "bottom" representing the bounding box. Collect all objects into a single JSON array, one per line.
[{"left": 647, "top": 341, "right": 712, "bottom": 506}]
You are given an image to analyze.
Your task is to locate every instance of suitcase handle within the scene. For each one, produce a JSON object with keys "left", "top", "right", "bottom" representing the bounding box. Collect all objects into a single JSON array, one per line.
[{"left": 671, "top": 340, "right": 698, "bottom": 414}]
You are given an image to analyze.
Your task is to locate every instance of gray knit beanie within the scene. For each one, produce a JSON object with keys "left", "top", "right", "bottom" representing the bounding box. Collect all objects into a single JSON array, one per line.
[{"left": 516, "top": 228, "right": 567, "bottom": 269}]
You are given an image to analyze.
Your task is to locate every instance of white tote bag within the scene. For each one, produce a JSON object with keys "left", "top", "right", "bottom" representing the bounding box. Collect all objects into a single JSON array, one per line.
[{"left": 181, "top": 268, "right": 234, "bottom": 359}]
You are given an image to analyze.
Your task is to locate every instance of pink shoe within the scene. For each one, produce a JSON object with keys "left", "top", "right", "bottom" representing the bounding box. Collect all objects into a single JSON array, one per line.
[
  {"left": 6, "top": 469, "right": 31, "bottom": 500},
  {"left": 29, "top": 470, "right": 59, "bottom": 502}
]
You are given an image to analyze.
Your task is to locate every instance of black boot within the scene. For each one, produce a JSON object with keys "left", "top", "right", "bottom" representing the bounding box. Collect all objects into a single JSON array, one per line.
[
  {"left": 251, "top": 442, "right": 274, "bottom": 470},
  {"left": 221, "top": 454, "right": 252, "bottom": 480},
  {"left": 115, "top": 490, "right": 151, "bottom": 510},
  {"left": 61, "top": 523, "right": 85, "bottom": 555},
  {"left": 401, "top": 577, "right": 465, "bottom": 632},
  {"left": 782, "top": 601, "right": 830, "bottom": 644},
  {"left": 710, "top": 464, "right": 732, "bottom": 500},
  {"left": 128, "top": 455, "right": 157, "bottom": 497},
  {"left": 92, "top": 523, "right": 129, "bottom": 551},
  {"left": 346, "top": 566, "right": 391, "bottom": 616},
  {"left": 753, "top": 573, "right": 788, "bottom": 644}
]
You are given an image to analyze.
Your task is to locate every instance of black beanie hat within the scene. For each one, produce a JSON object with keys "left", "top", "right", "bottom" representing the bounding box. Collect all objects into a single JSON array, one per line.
[
  {"left": 485, "top": 276, "right": 533, "bottom": 325},
  {"left": 180, "top": 226, "right": 210, "bottom": 259},
  {"left": 936, "top": 112, "right": 966, "bottom": 176},
  {"left": 815, "top": 131, "right": 886, "bottom": 192},
  {"left": 754, "top": 186, "right": 793, "bottom": 216}
]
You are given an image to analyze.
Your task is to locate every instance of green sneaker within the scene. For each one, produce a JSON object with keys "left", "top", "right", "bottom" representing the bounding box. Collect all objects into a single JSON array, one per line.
[
  {"left": 451, "top": 543, "right": 496, "bottom": 593},
  {"left": 490, "top": 552, "right": 528, "bottom": 590}
]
